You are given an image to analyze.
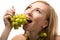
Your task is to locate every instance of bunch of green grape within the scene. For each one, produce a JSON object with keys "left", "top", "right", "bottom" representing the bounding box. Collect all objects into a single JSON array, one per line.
[{"left": 11, "top": 14, "right": 27, "bottom": 29}]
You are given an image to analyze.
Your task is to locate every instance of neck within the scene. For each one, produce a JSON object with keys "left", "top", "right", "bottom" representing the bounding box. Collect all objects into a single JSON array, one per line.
[{"left": 26, "top": 31, "right": 40, "bottom": 40}]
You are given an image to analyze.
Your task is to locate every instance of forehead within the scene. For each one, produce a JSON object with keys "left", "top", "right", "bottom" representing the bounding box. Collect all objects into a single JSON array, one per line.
[
  {"left": 30, "top": 2, "right": 49, "bottom": 13},
  {"left": 29, "top": 2, "right": 50, "bottom": 18}
]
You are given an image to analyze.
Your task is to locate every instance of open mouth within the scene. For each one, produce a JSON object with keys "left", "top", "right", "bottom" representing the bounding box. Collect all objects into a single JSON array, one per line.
[{"left": 27, "top": 19, "right": 32, "bottom": 23}]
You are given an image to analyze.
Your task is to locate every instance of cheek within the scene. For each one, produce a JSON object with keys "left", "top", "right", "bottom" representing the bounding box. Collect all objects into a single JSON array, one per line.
[
  {"left": 33, "top": 14, "right": 45, "bottom": 26},
  {"left": 33, "top": 14, "right": 43, "bottom": 21}
]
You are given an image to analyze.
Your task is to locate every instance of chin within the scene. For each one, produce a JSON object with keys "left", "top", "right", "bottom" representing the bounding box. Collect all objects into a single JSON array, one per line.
[
  {"left": 23, "top": 24, "right": 32, "bottom": 31},
  {"left": 23, "top": 25, "right": 28, "bottom": 31}
]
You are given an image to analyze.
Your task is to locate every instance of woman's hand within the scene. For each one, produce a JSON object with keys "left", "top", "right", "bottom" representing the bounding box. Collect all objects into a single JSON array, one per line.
[
  {"left": 3, "top": 6, "right": 15, "bottom": 28},
  {"left": 0, "top": 6, "right": 15, "bottom": 40}
]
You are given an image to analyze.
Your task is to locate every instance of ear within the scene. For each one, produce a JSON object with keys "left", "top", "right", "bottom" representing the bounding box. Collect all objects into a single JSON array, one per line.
[{"left": 43, "top": 20, "right": 48, "bottom": 28}]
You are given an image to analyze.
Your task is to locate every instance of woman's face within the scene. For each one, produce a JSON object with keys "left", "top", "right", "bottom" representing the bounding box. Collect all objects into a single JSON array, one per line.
[{"left": 23, "top": 2, "right": 49, "bottom": 32}]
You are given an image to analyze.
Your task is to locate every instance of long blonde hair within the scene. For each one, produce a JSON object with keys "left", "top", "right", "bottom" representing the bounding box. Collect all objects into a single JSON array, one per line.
[
  {"left": 48, "top": 4, "right": 58, "bottom": 40},
  {"left": 33, "top": 1, "right": 58, "bottom": 40}
]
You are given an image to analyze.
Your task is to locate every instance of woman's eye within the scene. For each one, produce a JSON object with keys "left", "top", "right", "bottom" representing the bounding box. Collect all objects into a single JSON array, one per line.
[{"left": 36, "top": 9, "right": 41, "bottom": 13}]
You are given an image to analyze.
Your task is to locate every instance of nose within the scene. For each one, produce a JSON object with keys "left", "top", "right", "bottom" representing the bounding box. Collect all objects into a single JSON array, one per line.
[{"left": 25, "top": 9, "right": 33, "bottom": 17}]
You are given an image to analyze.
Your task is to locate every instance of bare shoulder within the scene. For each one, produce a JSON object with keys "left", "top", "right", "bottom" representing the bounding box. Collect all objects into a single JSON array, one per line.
[
  {"left": 12, "top": 34, "right": 26, "bottom": 40},
  {"left": 56, "top": 35, "right": 60, "bottom": 40}
]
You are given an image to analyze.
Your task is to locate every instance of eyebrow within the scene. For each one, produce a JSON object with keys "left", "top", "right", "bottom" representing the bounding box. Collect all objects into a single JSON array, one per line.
[{"left": 25, "top": 5, "right": 31, "bottom": 10}]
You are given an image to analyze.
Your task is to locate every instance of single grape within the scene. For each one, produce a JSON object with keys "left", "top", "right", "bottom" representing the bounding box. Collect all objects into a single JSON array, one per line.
[
  {"left": 40, "top": 33, "right": 43, "bottom": 37},
  {"left": 19, "top": 19, "right": 23, "bottom": 24},
  {"left": 11, "top": 17, "right": 15, "bottom": 22},
  {"left": 43, "top": 32, "right": 47, "bottom": 37},
  {"left": 13, "top": 15, "right": 17, "bottom": 19},
  {"left": 15, "top": 18, "right": 20, "bottom": 22},
  {"left": 22, "top": 19, "right": 27, "bottom": 24},
  {"left": 14, "top": 26, "right": 19, "bottom": 29}
]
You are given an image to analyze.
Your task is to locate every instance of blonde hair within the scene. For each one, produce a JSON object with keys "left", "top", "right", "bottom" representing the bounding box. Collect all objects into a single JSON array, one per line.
[
  {"left": 25, "top": 1, "right": 58, "bottom": 40},
  {"left": 48, "top": 5, "right": 58, "bottom": 40},
  {"left": 34, "top": 1, "right": 58, "bottom": 40}
]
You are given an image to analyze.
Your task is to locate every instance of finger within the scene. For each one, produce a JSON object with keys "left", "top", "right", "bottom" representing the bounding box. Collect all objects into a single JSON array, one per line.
[
  {"left": 5, "top": 10, "right": 15, "bottom": 16},
  {"left": 3, "top": 15, "right": 12, "bottom": 26},
  {"left": 3, "top": 15, "right": 12, "bottom": 20},
  {"left": 3, "top": 15, "right": 12, "bottom": 23},
  {"left": 4, "top": 12, "right": 13, "bottom": 17},
  {"left": 12, "top": 6, "right": 14, "bottom": 9},
  {"left": 7, "top": 8, "right": 15, "bottom": 15},
  {"left": 12, "top": 6, "right": 15, "bottom": 14}
]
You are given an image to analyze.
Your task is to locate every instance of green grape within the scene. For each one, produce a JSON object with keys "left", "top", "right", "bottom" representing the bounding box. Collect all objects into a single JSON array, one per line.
[
  {"left": 11, "top": 14, "right": 27, "bottom": 30},
  {"left": 40, "top": 32, "right": 47, "bottom": 37},
  {"left": 18, "top": 14, "right": 23, "bottom": 19},
  {"left": 18, "top": 14, "right": 23, "bottom": 16},
  {"left": 21, "top": 15, "right": 26, "bottom": 19},
  {"left": 12, "top": 22, "right": 18, "bottom": 26},
  {"left": 19, "top": 19, "right": 23, "bottom": 24},
  {"left": 15, "top": 18, "right": 20, "bottom": 22},
  {"left": 18, "top": 14, "right": 26, "bottom": 19},
  {"left": 22, "top": 19, "right": 27, "bottom": 24},
  {"left": 18, "top": 24, "right": 21, "bottom": 27},
  {"left": 14, "top": 26, "right": 19, "bottom": 29},
  {"left": 13, "top": 15, "right": 17, "bottom": 19},
  {"left": 11, "top": 17, "right": 14, "bottom": 22},
  {"left": 40, "top": 33, "right": 44, "bottom": 37},
  {"left": 43, "top": 32, "right": 47, "bottom": 37},
  {"left": 11, "top": 22, "right": 15, "bottom": 26}
]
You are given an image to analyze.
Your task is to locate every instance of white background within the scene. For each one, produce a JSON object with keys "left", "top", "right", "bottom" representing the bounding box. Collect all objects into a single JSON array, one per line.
[{"left": 0, "top": 0, "right": 60, "bottom": 40}]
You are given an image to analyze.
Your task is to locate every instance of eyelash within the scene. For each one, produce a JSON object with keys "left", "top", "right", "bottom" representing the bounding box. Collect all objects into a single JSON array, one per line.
[
  {"left": 26, "top": 6, "right": 31, "bottom": 10},
  {"left": 26, "top": 7, "right": 41, "bottom": 13},
  {"left": 36, "top": 9, "right": 41, "bottom": 13}
]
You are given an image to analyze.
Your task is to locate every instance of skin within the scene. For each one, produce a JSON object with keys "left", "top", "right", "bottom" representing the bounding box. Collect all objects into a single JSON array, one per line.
[
  {"left": 23, "top": 2, "right": 49, "bottom": 40},
  {"left": 1, "top": 2, "right": 59, "bottom": 40},
  {"left": 1, "top": 7, "right": 15, "bottom": 40}
]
